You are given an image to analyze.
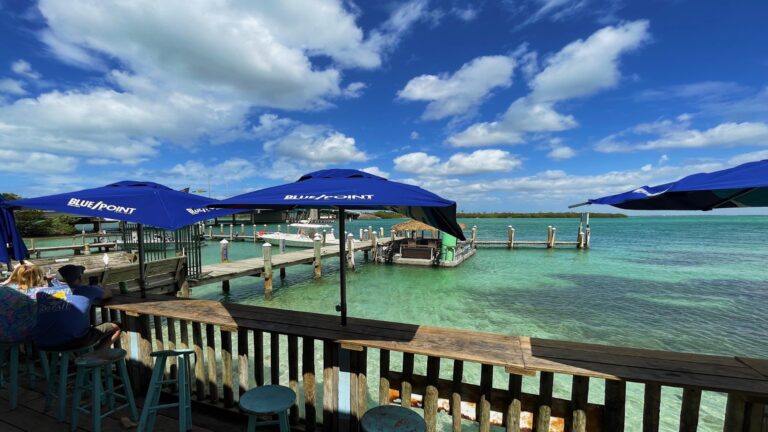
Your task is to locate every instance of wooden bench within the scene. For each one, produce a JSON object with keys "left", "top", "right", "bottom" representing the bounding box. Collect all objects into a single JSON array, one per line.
[
  {"left": 19, "top": 251, "right": 137, "bottom": 270},
  {"left": 83, "top": 256, "right": 188, "bottom": 295}
]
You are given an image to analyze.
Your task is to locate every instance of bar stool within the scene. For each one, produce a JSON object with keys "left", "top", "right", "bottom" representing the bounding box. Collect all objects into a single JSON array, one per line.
[
  {"left": 0, "top": 341, "right": 50, "bottom": 409},
  {"left": 239, "top": 385, "right": 295, "bottom": 432},
  {"left": 138, "top": 349, "right": 194, "bottom": 432},
  {"left": 69, "top": 348, "right": 138, "bottom": 432},
  {"left": 361, "top": 405, "right": 426, "bottom": 432},
  {"left": 42, "top": 340, "right": 100, "bottom": 421}
]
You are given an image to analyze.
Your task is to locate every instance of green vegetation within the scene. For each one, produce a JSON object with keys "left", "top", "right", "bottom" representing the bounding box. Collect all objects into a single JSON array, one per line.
[
  {"left": 372, "top": 211, "right": 407, "bottom": 219},
  {"left": 457, "top": 212, "right": 627, "bottom": 218},
  {"left": 2, "top": 192, "right": 78, "bottom": 237}
]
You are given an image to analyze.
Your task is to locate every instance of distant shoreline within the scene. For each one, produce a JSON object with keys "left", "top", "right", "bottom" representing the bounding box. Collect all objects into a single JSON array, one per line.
[{"left": 457, "top": 212, "right": 627, "bottom": 218}]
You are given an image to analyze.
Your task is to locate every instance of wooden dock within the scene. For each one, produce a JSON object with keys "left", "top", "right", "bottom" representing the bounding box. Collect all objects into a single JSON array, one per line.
[
  {"left": 471, "top": 224, "right": 591, "bottom": 249},
  {"left": 190, "top": 237, "right": 394, "bottom": 294},
  {"left": 27, "top": 242, "right": 118, "bottom": 258}
]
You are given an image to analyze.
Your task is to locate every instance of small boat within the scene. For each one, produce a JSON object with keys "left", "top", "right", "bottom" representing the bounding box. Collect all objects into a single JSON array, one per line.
[{"left": 259, "top": 223, "right": 363, "bottom": 248}]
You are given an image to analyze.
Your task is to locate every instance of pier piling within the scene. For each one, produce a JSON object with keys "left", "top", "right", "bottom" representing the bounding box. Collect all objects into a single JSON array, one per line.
[
  {"left": 263, "top": 243, "right": 273, "bottom": 298},
  {"left": 313, "top": 234, "right": 322, "bottom": 279},
  {"left": 346, "top": 234, "right": 355, "bottom": 270},
  {"left": 507, "top": 226, "right": 515, "bottom": 249}
]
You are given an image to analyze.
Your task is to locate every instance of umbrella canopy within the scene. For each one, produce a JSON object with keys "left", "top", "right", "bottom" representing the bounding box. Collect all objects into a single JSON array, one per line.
[
  {"left": 391, "top": 219, "right": 438, "bottom": 233},
  {"left": 8, "top": 181, "right": 241, "bottom": 296},
  {"left": 8, "top": 180, "right": 239, "bottom": 230},
  {"left": 575, "top": 159, "right": 768, "bottom": 210},
  {"left": 211, "top": 169, "right": 465, "bottom": 325},
  {"left": 212, "top": 169, "right": 465, "bottom": 239},
  {"left": 0, "top": 197, "right": 29, "bottom": 264}
]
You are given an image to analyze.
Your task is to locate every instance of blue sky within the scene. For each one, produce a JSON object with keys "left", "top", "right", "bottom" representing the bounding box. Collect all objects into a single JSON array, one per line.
[{"left": 1, "top": 0, "right": 767, "bottom": 212}]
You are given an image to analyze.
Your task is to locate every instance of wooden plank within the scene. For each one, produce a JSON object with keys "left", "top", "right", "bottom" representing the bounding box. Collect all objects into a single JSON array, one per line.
[
  {"left": 604, "top": 380, "right": 626, "bottom": 431},
  {"left": 167, "top": 317, "right": 178, "bottom": 387},
  {"left": 534, "top": 372, "right": 553, "bottom": 432},
  {"left": 221, "top": 329, "right": 234, "bottom": 407},
  {"left": 643, "top": 383, "right": 661, "bottom": 432},
  {"left": 505, "top": 374, "right": 522, "bottom": 432},
  {"left": 303, "top": 337, "right": 317, "bottom": 432},
  {"left": 424, "top": 356, "right": 440, "bottom": 432},
  {"left": 323, "top": 341, "right": 339, "bottom": 431},
  {"left": 679, "top": 388, "right": 701, "bottom": 432},
  {"left": 206, "top": 324, "right": 218, "bottom": 403},
  {"left": 254, "top": 330, "right": 264, "bottom": 387},
  {"left": 401, "top": 352, "right": 415, "bottom": 408},
  {"left": 288, "top": 335, "right": 299, "bottom": 425},
  {"left": 138, "top": 314, "right": 152, "bottom": 395},
  {"left": 271, "top": 333, "right": 280, "bottom": 385},
  {"left": 478, "top": 364, "right": 493, "bottom": 432},
  {"left": 379, "top": 349, "right": 391, "bottom": 406},
  {"left": 452, "top": 360, "right": 463, "bottom": 432},
  {"left": 192, "top": 322, "right": 206, "bottom": 400},
  {"left": 238, "top": 329, "right": 249, "bottom": 397},
  {"left": 569, "top": 375, "right": 589, "bottom": 432},
  {"left": 724, "top": 393, "right": 748, "bottom": 431}
]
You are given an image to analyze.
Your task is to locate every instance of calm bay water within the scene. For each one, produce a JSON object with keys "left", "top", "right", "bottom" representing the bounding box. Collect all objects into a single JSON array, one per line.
[{"left": 39, "top": 216, "right": 768, "bottom": 430}]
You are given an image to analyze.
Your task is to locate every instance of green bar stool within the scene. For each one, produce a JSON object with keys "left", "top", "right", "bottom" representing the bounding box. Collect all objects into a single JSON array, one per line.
[
  {"left": 239, "top": 385, "right": 295, "bottom": 432},
  {"left": 69, "top": 348, "right": 138, "bottom": 432},
  {"left": 138, "top": 349, "right": 194, "bottom": 432},
  {"left": 0, "top": 341, "right": 50, "bottom": 410},
  {"left": 42, "top": 341, "right": 100, "bottom": 421},
  {"left": 361, "top": 405, "right": 426, "bottom": 432}
]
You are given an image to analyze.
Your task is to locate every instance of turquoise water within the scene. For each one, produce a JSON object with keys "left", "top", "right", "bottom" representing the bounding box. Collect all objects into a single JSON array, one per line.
[{"left": 30, "top": 216, "right": 768, "bottom": 430}]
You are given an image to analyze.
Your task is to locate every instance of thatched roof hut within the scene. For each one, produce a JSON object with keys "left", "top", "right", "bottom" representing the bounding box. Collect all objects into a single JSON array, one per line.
[{"left": 391, "top": 219, "right": 438, "bottom": 233}]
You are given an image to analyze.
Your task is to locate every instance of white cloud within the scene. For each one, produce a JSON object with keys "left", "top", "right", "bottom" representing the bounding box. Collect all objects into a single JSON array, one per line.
[
  {"left": 0, "top": 88, "right": 248, "bottom": 163},
  {"left": 342, "top": 82, "right": 367, "bottom": 98},
  {"left": 37, "top": 0, "right": 426, "bottom": 110},
  {"left": 398, "top": 55, "right": 516, "bottom": 120},
  {"left": 11, "top": 60, "right": 41, "bottom": 80},
  {"left": 596, "top": 118, "right": 768, "bottom": 153},
  {"left": 394, "top": 149, "right": 521, "bottom": 175},
  {"left": 264, "top": 124, "right": 367, "bottom": 164},
  {"left": 409, "top": 131, "right": 420, "bottom": 140},
  {"left": 530, "top": 20, "right": 650, "bottom": 102},
  {"left": 360, "top": 166, "right": 390, "bottom": 178},
  {"left": 447, "top": 21, "right": 648, "bottom": 147},
  {"left": 547, "top": 145, "right": 576, "bottom": 160},
  {"left": 0, "top": 149, "right": 77, "bottom": 174},
  {"left": 448, "top": 97, "right": 576, "bottom": 146},
  {"left": 451, "top": 5, "right": 480, "bottom": 21},
  {"left": 167, "top": 158, "right": 258, "bottom": 185},
  {"left": 0, "top": 79, "right": 26, "bottom": 95}
]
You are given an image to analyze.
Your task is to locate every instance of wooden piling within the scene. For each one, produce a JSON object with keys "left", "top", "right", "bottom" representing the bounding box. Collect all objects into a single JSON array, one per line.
[
  {"left": 471, "top": 226, "right": 477, "bottom": 248},
  {"left": 346, "top": 233, "right": 355, "bottom": 270},
  {"left": 263, "top": 243, "right": 273, "bottom": 298},
  {"left": 379, "top": 227, "right": 384, "bottom": 238},
  {"left": 507, "top": 226, "right": 514, "bottom": 249},
  {"left": 253, "top": 225, "right": 257, "bottom": 242},
  {"left": 313, "top": 234, "right": 322, "bottom": 279},
  {"left": 229, "top": 224, "right": 233, "bottom": 239},
  {"left": 549, "top": 227, "right": 557, "bottom": 248}
]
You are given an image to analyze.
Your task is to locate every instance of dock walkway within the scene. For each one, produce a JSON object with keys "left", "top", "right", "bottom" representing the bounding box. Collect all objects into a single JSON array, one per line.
[{"left": 189, "top": 238, "right": 393, "bottom": 288}]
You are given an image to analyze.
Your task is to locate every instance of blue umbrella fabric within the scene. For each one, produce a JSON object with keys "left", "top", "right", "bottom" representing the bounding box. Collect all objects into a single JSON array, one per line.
[
  {"left": 0, "top": 197, "right": 29, "bottom": 263},
  {"left": 211, "top": 169, "right": 466, "bottom": 240},
  {"left": 7, "top": 181, "right": 240, "bottom": 230},
  {"left": 580, "top": 159, "right": 768, "bottom": 210}
]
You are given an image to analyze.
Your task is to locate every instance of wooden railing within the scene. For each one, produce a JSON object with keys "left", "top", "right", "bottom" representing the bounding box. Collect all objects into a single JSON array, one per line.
[{"left": 97, "top": 295, "right": 768, "bottom": 432}]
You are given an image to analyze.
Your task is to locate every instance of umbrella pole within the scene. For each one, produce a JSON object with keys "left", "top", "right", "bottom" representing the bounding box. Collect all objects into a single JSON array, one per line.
[
  {"left": 137, "top": 223, "right": 146, "bottom": 298},
  {"left": 336, "top": 208, "right": 347, "bottom": 326}
]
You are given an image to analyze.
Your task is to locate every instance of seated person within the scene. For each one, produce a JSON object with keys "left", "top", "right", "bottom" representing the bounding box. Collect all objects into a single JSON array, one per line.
[
  {"left": 0, "top": 285, "right": 37, "bottom": 343},
  {"left": 1, "top": 260, "right": 45, "bottom": 293},
  {"left": 30, "top": 265, "right": 119, "bottom": 350}
]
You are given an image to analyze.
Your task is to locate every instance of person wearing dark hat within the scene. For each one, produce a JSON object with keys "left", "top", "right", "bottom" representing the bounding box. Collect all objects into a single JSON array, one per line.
[{"left": 31, "top": 264, "right": 119, "bottom": 350}]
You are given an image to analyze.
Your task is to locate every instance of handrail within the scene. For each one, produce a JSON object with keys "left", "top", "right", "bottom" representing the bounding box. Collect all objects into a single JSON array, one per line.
[{"left": 101, "top": 294, "right": 768, "bottom": 431}]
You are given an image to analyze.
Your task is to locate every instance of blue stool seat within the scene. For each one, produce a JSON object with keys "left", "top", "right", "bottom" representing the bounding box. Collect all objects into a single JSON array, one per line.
[
  {"left": 70, "top": 348, "right": 138, "bottom": 432},
  {"left": 361, "top": 405, "right": 426, "bottom": 432},
  {"left": 139, "top": 349, "right": 195, "bottom": 432},
  {"left": 41, "top": 339, "right": 101, "bottom": 421},
  {"left": 239, "top": 385, "right": 296, "bottom": 432},
  {"left": 0, "top": 341, "right": 49, "bottom": 410}
]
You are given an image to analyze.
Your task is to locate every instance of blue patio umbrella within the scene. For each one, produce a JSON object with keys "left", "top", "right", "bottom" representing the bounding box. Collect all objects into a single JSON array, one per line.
[
  {"left": 8, "top": 181, "right": 241, "bottom": 296},
  {"left": 571, "top": 159, "right": 768, "bottom": 211},
  {"left": 210, "top": 169, "right": 465, "bottom": 324},
  {"left": 0, "top": 197, "right": 29, "bottom": 268}
]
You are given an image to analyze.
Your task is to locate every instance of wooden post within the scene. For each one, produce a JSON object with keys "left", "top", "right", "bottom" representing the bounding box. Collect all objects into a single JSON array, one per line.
[
  {"left": 263, "top": 243, "right": 273, "bottom": 298},
  {"left": 303, "top": 338, "right": 317, "bottom": 431},
  {"left": 229, "top": 223, "right": 233, "bottom": 239},
  {"left": 585, "top": 227, "right": 591, "bottom": 248},
  {"left": 323, "top": 341, "right": 339, "bottom": 431},
  {"left": 642, "top": 383, "right": 661, "bottom": 432},
  {"left": 221, "top": 330, "right": 234, "bottom": 407},
  {"left": 288, "top": 335, "right": 299, "bottom": 424},
  {"left": 367, "top": 226, "right": 373, "bottom": 241},
  {"left": 505, "top": 374, "right": 522, "bottom": 432},
  {"left": 379, "top": 350, "right": 390, "bottom": 406},
  {"left": 253, "top": 224, "right": 257, "bottom": 242},
  {"left": 451, "top": 360, "right": 464, "bottom": 432},
  {"left": 279, "top": 237, "right": 286, "bottom": 254},
  {"left": 471, "top": 225, "right": 477, "bottom": 248},
  {"left": 208, "top": 225, "right": 213, "bottom": 238},
  {"left": 192, "top": 322, "right": 206, "bottom": 400},
  {"left": 220, "top": 239, "right": 229, "bottom": 262},
  {"left": 238, "top": 329, "right": 249, "bottom": 397},
  {"left": 390, "top": 229, "right": 396, "bottom": 240},
  {"left": 346, "top": 233, "right": 355, "bottom": 270},
  {"left": 507, "top": 226, "right": 514, "bottom": 249},
  {"left": 534, "top": 372, "right": 553, "bottom": 432},
  {"left": 322, "top": 230, "right": 327, "bottom": 246},
  {"left": 206, "top": 324, "right": 218, "bottom": 403},
  {"left": 359, "top": 228, "right": 363, "bottom": 241},
  {"left": 478, "top": 364, "right": 493, "bottom": 432},
  {"left": 604, "top": 380, "right": 626, "bottom": 431},
  {"left": 313, "top": 234, "right": 322, "bottom": 279},
  {"left": 569, "top": 376, "right": 589, "bottom": 432},
  {"left": 577, "top": 226, "right": 585, "bottom": 249},
  {"left": 219, "top": 223, "right": 224, "bottom": 235},
  {"left": 549, "top": 227, "right": 557, "bottom": 248},
  {"left": 84, "top": 244, "right": 91, "bottom": 255},
  {"left": 277, "top": 224, "right": 281, "bottom": 233},
  {"left": 425, "top": 356, "right": 440, "bottom": 432}
]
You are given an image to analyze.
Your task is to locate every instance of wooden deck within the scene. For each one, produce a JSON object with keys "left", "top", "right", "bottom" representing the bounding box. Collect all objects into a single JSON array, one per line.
[
  {"left": 0, "top": 379, "right": 278, "bottom": 432},
  {"left": 189, "top": 239, "right": 393, "bottom": 288},
  {"left": 94, "top": 293, "right": 768, "bottom": 431}
]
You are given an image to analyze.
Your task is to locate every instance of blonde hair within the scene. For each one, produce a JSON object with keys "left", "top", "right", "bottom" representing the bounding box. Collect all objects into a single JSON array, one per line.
[{"left": 5, "top": 261, "right": 44, "bottom": 292}]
